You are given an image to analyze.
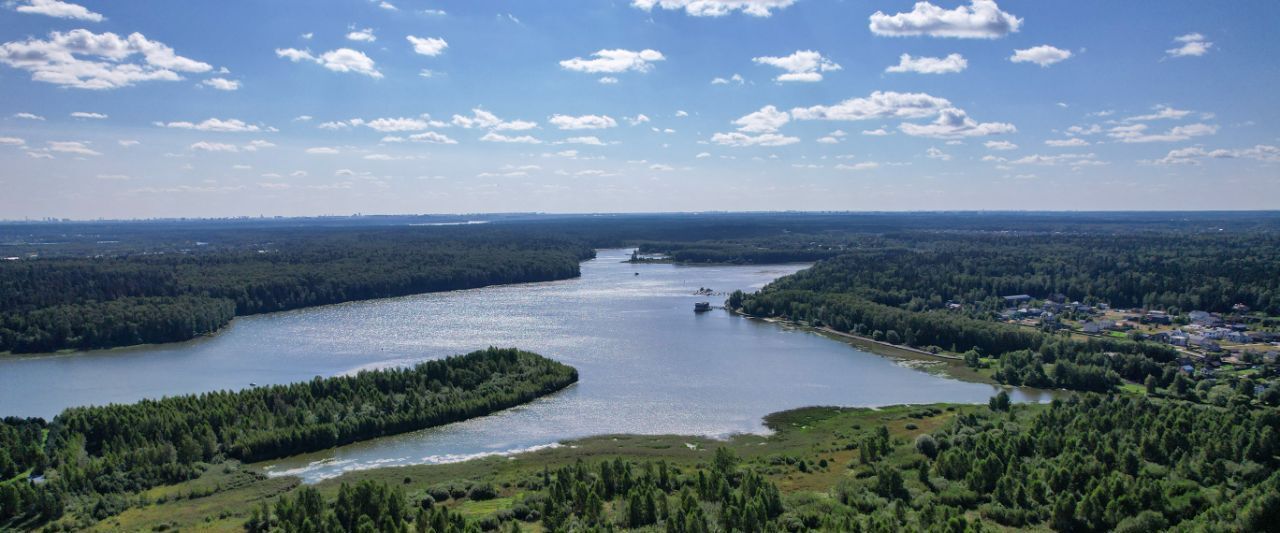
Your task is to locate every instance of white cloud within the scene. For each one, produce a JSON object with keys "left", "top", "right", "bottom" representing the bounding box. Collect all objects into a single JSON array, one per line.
[
  {"left": 276, "top": 47, "right": 382, "bottom": 78},
  {"left": 752, "top": 50, "right": 841, "bottom": 82},
  {"left": 96, "top": 174, "right": 132, "bottom": 180},
  {"left": 711, "top": 73, "right": 744, "bottom": 85},
  {"left": 406, "top": 36, "right": 447, "bottom": 56},
  {"left": 1010, "top": 152, "right": 1106, "bottom": 167},
  {"left": 0, "top": 29, "right": 212, "bottom": 89},
  {"left": 791, "top": 91, "right": 952, "bottom": 121},
  {"left": 885, "top": 53, "right": 967, "bottom": 74},
  {"left": 1010, "top": 45, "right": 1072, "bottom": 67},
  {"left": 156, "top": 118, "right": 264, "bottom": 133},
  {"left": 1167, "top": 33, "right": 1212, "bottom": 58},
  {"left": 984, "top": 140, "right": 1017, "bottom": 150},
  {"left": 480, "top": 132, "right": 542, "bottom": 144},
  {"left": 598, "top": 76, "right": 618, "bottom": 84},
  {"left": 732, "top": 105, "right": 789, "bottom": 133},
  {"left": 1108, "top": 123, "right": 1217, "bottom": 143},
  {"left": 118, "top": 139, "right": 139, "bottom": 147},
  {"left": 549, "top": 114, "right": 618, "bottom": 130},
  {"left": 710, "top": 132, "right": 799, "bottom": 147},
  {"left": 346, "top": 28, "right": 376, "bottom": 42},
  {"left": 243, "top": 140, "right": 275, "bottom": 151},
  {"left": 630, "top": 0, "right": 795, "bottom": 17},
  {"left": 70, "top": 111, "right": 107, "bottom": 119},
  {"left": 817, "top": 130, "right": 847, "bottom": 144},
  {"left": 189, "top": 141, "right": 239, "bottom": 153},
  {"left": 451, "top": 109, "right": 537, "bottom": 130},
  {"left": 306, "top": 146, "right": 341, "bottom": 154},
  {"left": 650, "top": 163, "right": 674, "bottom": 171},
  {"left": 1066, "top": 124, "right": 1103, "bottom": 136},
  {"left": 0, "top": 137, "right": 26, "bottom": 146},
  {"left": 696, "top": 152, "right": 711, "bottom": 158},
  {"left": 13, "top": 112, "right": 45, "bottom": 120},
  {"left": 1148, "top": 144, "right": 1279, "bottom": 165},
  {"left": 862, "top": 128, "right": 890, "bottom": 136},
  {"left": 836, "top": 162, "right": 879, "bottom": 170},
  {"left": 408, "top": 131, "right": 457, "bottom": 144},
  {"left": 560, "top": 49, "right": 664, "bottom": 74},
  {"left": 363, "top": 117, "right": 440, "bottom": 132},
  {"left": 626, "top": 114, "right": 651, "bottom": 126},
  {"left": 925, "top": 147, "right": 951, "bottom": 160},
  {"left": 1045, "top": 138, "right": 1089, "bottom": 147},
  {"left": 201, "top": 77, "right": 241, "bottom": 91},
  {"left": 1124, "top": 105, "right": 1191, "bottom": 122},
  {"left": 869, "top": 0, "right": 1021, "bottom": 39},
  {"left": 899, "top": 108, "right": 1016, "bottom": 138},
  {"left": 563, "top": 136, "right": 606, "bottom": 145},
  {"left": 13, "top": 0, "right": 103, "bottom": 22},
  {"left": 379, "top": 1, "right": 398, "bottom": 10}
]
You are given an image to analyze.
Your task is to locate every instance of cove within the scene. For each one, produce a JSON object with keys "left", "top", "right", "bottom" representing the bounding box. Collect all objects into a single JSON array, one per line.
[{"left": 0, "top": 249, "right": 1048, "bottom": 482}]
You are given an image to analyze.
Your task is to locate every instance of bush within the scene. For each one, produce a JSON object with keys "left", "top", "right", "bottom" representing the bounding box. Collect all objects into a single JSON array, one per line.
[
  {"left": 914, "top": 434, "right": 939, "bottom": 459},
  {"left": 468, "top": 484, "right": 498, "bottom": 501}
]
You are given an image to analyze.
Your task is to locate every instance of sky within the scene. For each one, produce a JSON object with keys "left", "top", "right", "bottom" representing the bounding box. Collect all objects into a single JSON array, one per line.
[{"left": 1, "top": 0, "right": 1278, "bottom": 219}]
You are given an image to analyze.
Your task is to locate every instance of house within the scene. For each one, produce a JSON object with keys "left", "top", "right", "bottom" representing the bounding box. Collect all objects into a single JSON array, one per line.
[
  {"left": 1233, "top": 303, "right": 1251, "bottom": 313},
  {"left": 1189, "top": 335, "right": 1221, "bottom": 352},
  {"left": 1188, "top": 310, "right": 1223, "bottom": 327},
  {"left": 1003, "top": 294, "right": 1033, "bottom": 306},
  {"left": 1226, "top": 331, "right": 1253, "bottom": 343},
  {"left": 1082, "top": 320, "right": 1115, "bottom": 334},
  {"left": 1143, "top": 311, "right": 1172, "bottom": 325}
]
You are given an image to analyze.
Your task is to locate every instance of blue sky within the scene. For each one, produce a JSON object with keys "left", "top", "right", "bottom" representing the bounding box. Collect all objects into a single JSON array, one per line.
[{"left": 1, "top": 0, "right": 1278, "bottom": 219}]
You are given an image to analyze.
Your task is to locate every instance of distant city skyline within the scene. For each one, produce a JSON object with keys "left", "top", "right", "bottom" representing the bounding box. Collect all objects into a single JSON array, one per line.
[{"left": 2, "top": 0, "right": 1278, "bottom": 218}]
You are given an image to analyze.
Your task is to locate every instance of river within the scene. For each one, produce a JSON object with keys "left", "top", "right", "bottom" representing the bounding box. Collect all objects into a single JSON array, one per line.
[{"left": 0, "top": 249, "right": 1049, "bottom": 482}]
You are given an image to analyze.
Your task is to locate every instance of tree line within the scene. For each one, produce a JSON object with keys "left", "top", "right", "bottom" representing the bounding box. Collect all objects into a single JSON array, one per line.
[
  {"left": 0, "top": 348, "right": 577, "bottom": 528},
  {"left": 0, "top": 227, "right": 592, "bottom": 353}
]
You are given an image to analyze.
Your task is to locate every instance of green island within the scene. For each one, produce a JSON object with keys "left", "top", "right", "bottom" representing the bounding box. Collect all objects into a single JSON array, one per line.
[{"left": 0, "top": 348, "right": 578, "bottom": 530}]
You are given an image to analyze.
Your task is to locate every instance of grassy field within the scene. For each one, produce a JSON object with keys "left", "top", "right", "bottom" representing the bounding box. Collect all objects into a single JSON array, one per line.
[{"left": 78, "top": 402, "right": 1048, "bottom": 531}]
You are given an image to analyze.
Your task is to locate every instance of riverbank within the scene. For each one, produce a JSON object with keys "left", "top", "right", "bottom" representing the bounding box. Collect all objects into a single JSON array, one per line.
[{"left": 87, "top": 402, "right": 1030, "bottom": 531}]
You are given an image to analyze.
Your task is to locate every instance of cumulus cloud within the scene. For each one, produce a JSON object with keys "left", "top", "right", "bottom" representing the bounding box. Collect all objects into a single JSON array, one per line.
[
  {"left": 984, "top": 140, "right": 1017, "bottom": 150},
  {"left": 732, "top": 105, "right": 789, "bottom": 133},
  {"left": 862, "top": 128, "right": 890, "bottom": 136},
  {"left": 0, "top": 29, "right": 212, "bottom": 89},
  {"left": 189, "top": 141, "right": 239, "bottom": 153},
  {"left": 559, "top": 49, "right": 664, "bottom": 74},
  {"left": 406, "top": 36, "right": 447, "bottom": 56},
  {"left": 1045, "top": 138, "right": 1089, "bottom": 147},
  {"left": 898, "top": 108, "right": 1016, "bottom": 139},
  {"left": 70, "top": 111, "right": 107, "bottom": 119},
  {"left": 201, "top": 77, "right": 241, "bottom": 91},
  {"left": 1148, "top": 144, "right": 1279, "bottom": 165},
  {"left": 480, "top": 132, "right": 542, "bottom": 144},
  {"left": 156, "top": 118, "right": 266, "bottom": 133},
  {"left": 752, "top": 50, "right": 841, "bottom": 82},
  {"left": 712, "top": 73, "right": 744, "bottom": 85},
  {"left": 1010, "top": 45, "right": 1072, "bottom": 67},
  {"left": 710, "top": 132, "right": 799, "bottom": 147},
  {"left": 408, "top": 131, "right": 457, "bottom": 144},
  {"left": 1167, "top": 33, "right": 1212, "bottom": 58},
  {"left": 836, "top": 162, "right": 880, "bottom": 170},
  {"left": 791, "top": 91, "right": 952, "bottom": 121},
  {"left": 549, "top": 114, "right": 618, "bottom": 130},
  {"left": 0, "top": 136, "right": 25, "bottom": 146},
  {"left": 306, "top": 146, "right": 340, "bottom": 154},
  {"left": 12, "top": 0, "right": 103, "bottom": 22},
  {"left": 925, "top": 147, "right": 951, "bottom": 161},
  {"left": 1124, "top": 105, "right": 1191, "bottom": 122},
  {"left": 563, "top": 136, "right": 606, "bottom": 145},
  {"left": 869, "top": 0, "right": 1021, "bottom": 39},
  {"left": 451, "top": 109, "right": 537, "bottom": 130},
  {"left": 346, "top": 28, "right": 376, "bottom": 42},
  {"left": 13, "top": 112, "right": 45, "bottom": 120},
  {"left": 1009, "top": 152, "right": 1106, "bottom": 167},
  {"left": 276, "top": 47, "right": 382, "bottom": 78},
  {"left": 630, "top": 0, "right": 795, "bottom": 17},
  {"left": 625, "top": 114, "right": 651, "bottom": 126},
  {"left": 1108, "top": 123, "right": 1217, "bottom": 143},
  {"left": 885, "top": 53, "right": 967, "bottom": 74}
]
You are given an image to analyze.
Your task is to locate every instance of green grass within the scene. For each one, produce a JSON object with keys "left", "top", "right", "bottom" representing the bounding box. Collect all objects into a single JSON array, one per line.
[{"left": 87, "top": 402, "right": 1044, "bottom": 531}]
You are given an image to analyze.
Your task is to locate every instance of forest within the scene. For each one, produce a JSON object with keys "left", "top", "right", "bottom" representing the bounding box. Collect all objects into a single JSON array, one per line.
[
  {"left": 124, "top": 394, "right": 1277, "bottom": 532},
  {"left": 0, "top": 348, "right": 577, "bottom": 528},
  {"left": 0, "top": 226, "right": 592, "bottom": 353}
]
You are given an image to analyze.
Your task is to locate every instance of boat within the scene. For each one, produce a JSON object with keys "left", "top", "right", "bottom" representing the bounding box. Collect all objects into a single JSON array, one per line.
[{"left": 694, "top": 302, "right": 711, "bottom": 313}]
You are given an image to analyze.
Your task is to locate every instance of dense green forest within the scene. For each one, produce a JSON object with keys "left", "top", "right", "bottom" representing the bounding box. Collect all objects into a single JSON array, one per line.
[
  {"left": 0, "top": 348, "right": 577, "bottom": 528},
  {"left": 0, "top": 227, "right": 592, "bottom": 353},
  {"left": 202, "top": 395, "right": 1278, "bottom": 532}
]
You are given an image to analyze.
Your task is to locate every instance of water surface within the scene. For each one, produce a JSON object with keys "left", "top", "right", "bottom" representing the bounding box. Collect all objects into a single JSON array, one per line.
[{"left": 0, "top": 249, "right": 1047, "bottom": 482}]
